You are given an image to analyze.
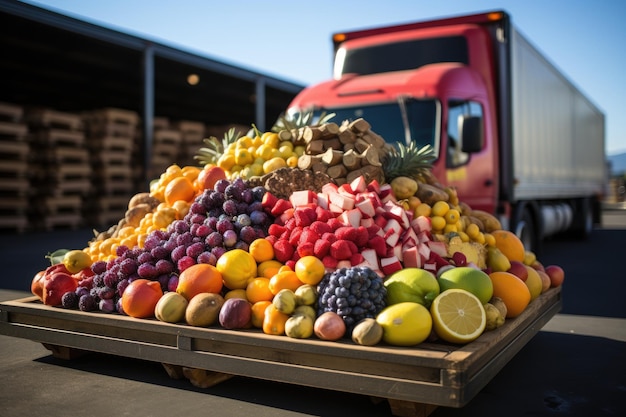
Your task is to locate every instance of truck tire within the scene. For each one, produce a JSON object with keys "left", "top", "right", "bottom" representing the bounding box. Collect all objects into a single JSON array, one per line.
[
  {"left": 569, "top": 198, "right": 593, "bottom": 239},
  {"left": 513, "top": 204, "right": 541, "bottom": 255}
]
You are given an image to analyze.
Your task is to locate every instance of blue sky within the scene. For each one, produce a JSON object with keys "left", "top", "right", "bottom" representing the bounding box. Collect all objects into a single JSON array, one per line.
[{"left": 23, "top": 0, "right": 626, "bottom": 156}]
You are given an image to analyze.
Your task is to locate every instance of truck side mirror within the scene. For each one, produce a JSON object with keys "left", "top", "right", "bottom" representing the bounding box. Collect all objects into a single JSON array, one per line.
[{"left": 460, "top": 116, "right": 483, "bottom": 153}]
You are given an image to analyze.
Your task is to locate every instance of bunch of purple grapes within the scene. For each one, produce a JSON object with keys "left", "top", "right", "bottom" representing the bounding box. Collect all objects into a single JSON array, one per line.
[{"left": 61, "top": 177, "right": 274, "bottom": 313}]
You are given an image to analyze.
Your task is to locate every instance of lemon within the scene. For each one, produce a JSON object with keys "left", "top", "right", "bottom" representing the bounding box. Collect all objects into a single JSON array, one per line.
[
  {"left": 431, "top": 215, "right": 446, "bottom": 231},
  {"left": 62, "top": 249, "right": 92, "bottom": 273},
  {"left": 375, "top": 302, "right": 432, "bottom": 346},
  {"left": 216, "top": 249, "right": 257, "bottom": 290},
  {"left": 431, "top": 201, "right": 450, "bottom": 217},
  {"left": 430, "top": 289, "right": 486, "bottom": 344}
]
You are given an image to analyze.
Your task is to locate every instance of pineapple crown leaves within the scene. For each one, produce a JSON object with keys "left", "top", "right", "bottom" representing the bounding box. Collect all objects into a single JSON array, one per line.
[
  {"left": 271, "top": 110, "right": 336, "bottom": 132},
  {"left": 381, "top": 141, "right": 437, "bottom": 182},
  {"left": 194, "top": 127, "right": 242, "bottom": 165}
]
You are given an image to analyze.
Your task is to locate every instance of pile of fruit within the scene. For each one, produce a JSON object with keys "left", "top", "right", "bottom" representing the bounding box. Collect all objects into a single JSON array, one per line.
[{"left": 31, "top": 116, "right": 565, "bottom": 348}]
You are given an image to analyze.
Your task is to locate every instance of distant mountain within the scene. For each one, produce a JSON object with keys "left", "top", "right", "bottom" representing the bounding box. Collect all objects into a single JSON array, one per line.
[{"left": 608, "top": 152, "right": 626, "bottom": 176}]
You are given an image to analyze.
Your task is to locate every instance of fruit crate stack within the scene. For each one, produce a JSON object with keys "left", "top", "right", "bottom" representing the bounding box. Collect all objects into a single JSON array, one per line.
[
  {"left": 0, "top": 101, "right": 31, "bottom": 233},
  {"left": 24, "top": 108, "right": 89, "bottom": 231},
  {"left": 148, "top": 117, "right": 183, "bottom": 179},
  {"left": 82, "top": 108, "right": 140, "bottom": 229},
  {"left": 173, "top": 120, "right": 206, "bottom": 167}
]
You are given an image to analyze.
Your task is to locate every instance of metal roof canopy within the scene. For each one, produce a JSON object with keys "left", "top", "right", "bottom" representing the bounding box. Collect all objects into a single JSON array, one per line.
[{"left": 0, "top": 0, "right": 304, "bottom": 181}]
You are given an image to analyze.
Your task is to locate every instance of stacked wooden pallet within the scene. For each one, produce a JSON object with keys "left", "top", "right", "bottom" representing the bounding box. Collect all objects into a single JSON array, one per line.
[
  {"left": 0, "top": 102, "right": 30, "bottom": 233},
  {"left": 149, "top": 117, "right": 183, "bottom": 179},
  {"left": 82, "top": 108, "right": 139, "bottom": 229},
  {"left": 173, "top": 120, "right": 206, "bottom": 167},
  {"left": 24, "top": 108, "right": 89, "bottom": 231}
]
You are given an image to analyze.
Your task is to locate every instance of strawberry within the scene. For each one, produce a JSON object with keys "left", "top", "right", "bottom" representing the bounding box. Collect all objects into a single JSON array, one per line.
[
  {"left": 273, "top": 239, "right": 295, "bottom": 263},
  {"left": 270, "top": 199, "right": 293, "bottom": 217},
  {"left": 354, "top": 226, "right": 369, "bottom": 247},
  {"left": 368, "top": 235, "right": 387, "bottom": 257},
  {"left": 299, "top": 229, "right": 320, "bottom": 245},
  {"left": 330, "top": 240, "right": 352, "bottom": 260},
  {"left": 315, "top": 206, "right": 333, "bottom": 222},
  {"left": 297, "top": 242, "right": 315, "bottom": 257},
  {"left": 268, "top": 223, "right": 286, "bottom": 237},
  {"left": 350, "top": 253, "right": 364, "bottom": 265},
  {"left": 314, "top": 239, "right": 331, "bottom": 258},
  {"left": 294, "top": 208, "right": 313, "bottom": 227},
  {"left": 322, "top": 255, "right": 338, "bottom": 269},
  {"left": 309, "top": 220, "right": 332, "bottom": 236},
  {"left": 288, "top": 227, "right": 303, "bottom": 247},
  {"left": 321, "top": 232, "right": 337, "bottom": 244},
  {"left": 335, "top": 226, "right": 357, "bottom": 242}
]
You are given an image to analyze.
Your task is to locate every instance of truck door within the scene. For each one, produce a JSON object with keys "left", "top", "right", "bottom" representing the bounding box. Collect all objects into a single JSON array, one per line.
[{"left": 445, "top": 99, "right": 496, "bottom": 212}]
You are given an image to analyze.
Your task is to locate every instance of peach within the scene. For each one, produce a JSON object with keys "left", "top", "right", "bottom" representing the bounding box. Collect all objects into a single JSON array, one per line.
[{"left": 544, "top": 265, "right": 565, "bottom": 288}]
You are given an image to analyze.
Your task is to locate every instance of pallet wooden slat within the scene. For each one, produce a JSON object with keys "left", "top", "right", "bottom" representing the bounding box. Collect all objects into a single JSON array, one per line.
[
  {"left": 26, "top": 109, "right": 83, "bottom": 131},
  {"left": 0, "top": 121, "right": 29, "bottom": 140},
  {"left": 0, "top": 101, "right": 24, "bottom": 122}
]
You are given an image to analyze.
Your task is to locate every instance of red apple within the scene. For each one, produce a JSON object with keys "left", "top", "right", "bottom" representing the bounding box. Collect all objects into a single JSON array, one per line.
[
  {"left": 508, "top": 261, "right": 529, "bottom": 282},
  {"left": 544, "top": 265, "right": 565, "bottom": 287},
  {"left": 42, "top": 272, "right": 79, "bottom": 306}
]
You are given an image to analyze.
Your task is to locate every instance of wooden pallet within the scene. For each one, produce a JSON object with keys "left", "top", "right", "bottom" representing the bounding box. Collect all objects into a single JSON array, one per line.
[
  {"left": 153, "top": 129, "right": 182, "bottom": 146},
  {"left": 92, "top": 150, "right": 133, "bottom": 166},
  {"left": 0, "top": 177, "right": 30, "bottom": 194},
  {"left": 0, "top": 159, "right": 29, "bottom": 177},
  {"left": 0, "top": 139, "right": 30, "bottom": 159},
  {"left": 0, "top": 101, "right": 24, "bottom": 122},
  {"left": 0, "top": 196, "right": 29, "bottom": 214},
  {"left": 88, "top": 136, "right": 134, "bottom": 152},
  {"left": 43, "top": 147, "right": 90, "bottom": 165},
  {"left": 0, "top": 287, "right": 562, "bottom": 416},
  {"left": 43, "top": 179, "right": 93, "bottom": 197},
  {"left": 26, "top": 109, "right": 83, "bottom": 131},
  {"left": 0, "top": 121, "right": 29, "bottom": 140},
  {"left": 35, "top": 129, "right": 85, "bottom": 147},
  {"left": 38, "top": 213, "right": 83, "bottom": 231},
  {"left": 48, "top": 164, "right": 92, "bottom": 181},
  {"left": 40, "top": 195, "right": 82, "bottom": 215},
  {"left": 0, "top": 215, "right": 28, "bottom": 232},
  {"left": 174, "top": 120, "right": 206, "bottom": 144}
]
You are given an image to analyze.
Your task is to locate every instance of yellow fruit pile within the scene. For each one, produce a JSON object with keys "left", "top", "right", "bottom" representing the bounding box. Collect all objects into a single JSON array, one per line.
[{"left": 216, "top": 132, "right": 304, "bottom": 179}]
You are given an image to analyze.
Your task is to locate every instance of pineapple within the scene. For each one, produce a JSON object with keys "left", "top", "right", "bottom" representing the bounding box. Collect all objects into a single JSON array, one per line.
[
  {"left": 271, "top": 110, "right": 336, "bottom": 132},
  {"left": 381, "top": 142, "right": 437, "bottom": 184},
  {"left": 194, "top": 127, "right": 241, "bottom": 166}
]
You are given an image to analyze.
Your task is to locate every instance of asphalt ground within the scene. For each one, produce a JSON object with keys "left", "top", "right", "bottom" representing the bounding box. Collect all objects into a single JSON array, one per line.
[{"left": 1, "top": 210, "right": 625, "bottom": 416}]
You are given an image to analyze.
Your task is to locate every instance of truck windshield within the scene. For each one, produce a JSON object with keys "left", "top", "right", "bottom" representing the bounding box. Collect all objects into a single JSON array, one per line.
[
  {"left": 337, "top": 36, "right": 468, "bottom": 77},
  {"left": 315, "top": 99, "right": 439, "bottom": 149}
]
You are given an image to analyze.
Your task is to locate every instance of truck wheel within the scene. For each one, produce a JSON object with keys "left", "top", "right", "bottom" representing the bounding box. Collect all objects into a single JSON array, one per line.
[
  {"left": 514, "top": 207, "right": 540, "bottom": 255},
  {"left": 569, "top": 198, "right": 593, "bottom": 239}
]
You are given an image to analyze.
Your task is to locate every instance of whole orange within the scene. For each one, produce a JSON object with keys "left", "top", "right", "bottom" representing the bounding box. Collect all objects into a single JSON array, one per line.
[
  {"left": 176, "top": 263, "right": 223, "bottom": 300},
  {"left": 164, "top": 176, "right": 196, "bottom": 206},
  {"left": 268, "top": 270, "right": 303, "bottom": 295},
  {"left": 491, "top": 230, "right": 526, "bottom": 262},
  {"left": 121, "top": 279, "right": 163, "bottom": 318},
  {"left": 249, "top": 238, "right": 275, "bottom": 263},
  {"left": 246, "top": 277, "right": 274, "bottom": 303},
  {"left": 294, "top": 256, "right": 325, "bottom": 286},
  {"left": 488, "top": 271, "right": 531, "bottom": 318}
]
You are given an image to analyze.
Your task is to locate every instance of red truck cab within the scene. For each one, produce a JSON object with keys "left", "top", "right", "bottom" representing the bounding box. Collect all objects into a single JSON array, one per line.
[{"left": 288, "top": 17, "right": 504, "bottom": 213}]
